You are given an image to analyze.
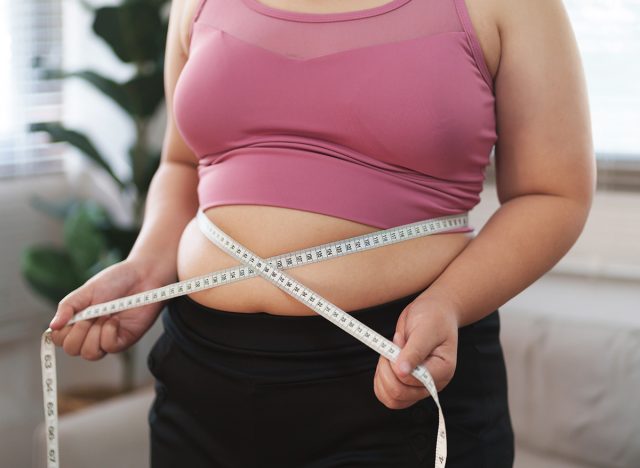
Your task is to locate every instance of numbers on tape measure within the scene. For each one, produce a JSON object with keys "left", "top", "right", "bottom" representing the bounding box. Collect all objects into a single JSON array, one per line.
[
  {"left": 41, "top": 209, "right": 466, "bottom": 468},
  {"left": 199, "top": 212, "right": 449, "bottom": 467}
]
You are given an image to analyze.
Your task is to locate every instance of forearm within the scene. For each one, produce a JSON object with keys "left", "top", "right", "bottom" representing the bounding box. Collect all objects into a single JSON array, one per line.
[
  {"left": 421, "top": 193, "right": 591, "bottom": 327},
  {"left": 127, "top": 161, "right": 199, "bottom": 283}
]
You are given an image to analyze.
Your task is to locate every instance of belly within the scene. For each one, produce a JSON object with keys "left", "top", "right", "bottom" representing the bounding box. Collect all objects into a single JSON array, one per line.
[{"left": 177, "top": 205, "right": 473, "bottom": 316}]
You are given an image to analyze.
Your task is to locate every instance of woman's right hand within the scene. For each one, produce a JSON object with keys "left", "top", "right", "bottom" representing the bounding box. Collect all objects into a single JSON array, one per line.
[{"left": 49, "top": 258, "right": 174, "bottom": 361}]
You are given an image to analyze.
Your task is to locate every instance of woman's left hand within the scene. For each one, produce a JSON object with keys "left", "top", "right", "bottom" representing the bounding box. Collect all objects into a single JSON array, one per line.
[{"left": 373, "top": 294, "right": 459, "bottom": 409}]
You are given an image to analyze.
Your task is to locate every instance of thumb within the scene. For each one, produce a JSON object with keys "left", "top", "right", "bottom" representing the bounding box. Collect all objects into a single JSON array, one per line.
[
  {"left": 392, "top": 325, "right": 440, "bottom": 380},
  {"left": 101, "top": 316, "right": 125, "bottom": 353}
]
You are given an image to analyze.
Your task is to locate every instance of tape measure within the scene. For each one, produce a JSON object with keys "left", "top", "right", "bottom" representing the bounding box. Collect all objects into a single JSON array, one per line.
[{"left": 41, "top": 208, "right": 468, "bottom": 468}]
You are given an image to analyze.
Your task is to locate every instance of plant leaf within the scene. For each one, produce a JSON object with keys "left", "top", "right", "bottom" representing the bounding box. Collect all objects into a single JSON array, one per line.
[
  {"left": 84, "top": 248, "right": 122, "bottom": 282},
  {"left": 95, "top": 224, "right": 140, "bottom": 259},
  {"left": 20, "top": 247, "right": 83, "bottom": 305},
  {"left": 29, "top": 122, "right": 126, "bottom": 190},
  {"left": 124, "top": 0, "right": 168, "bottom": 8},
  {"left": 63, "top": 202, "right": 109, "bottom": 273},
  {"left": 93, "top": 3, "right": 165, "bottom": 64},
  {"left": 58, "top": 70, "right": 133, "bottom": 116},
  {"left": 140, "top": 149, "right": 161, "bottom": 197},
  {"left": 29, "top": 195, "right": 80, "bottom": 220},
  {"left": 123, "top": 69, "right": 164, "bottom": 118}
]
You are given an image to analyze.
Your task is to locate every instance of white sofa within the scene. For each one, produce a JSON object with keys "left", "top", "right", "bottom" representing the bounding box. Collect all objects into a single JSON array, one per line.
[
  {"left": 33, "top": 276, "right": 640, "bottom": 468},
  {"left": 33, "top": 386, "right": 153, "bottom": 468},
  {"left": 499, "top": 275, "right": 640, "bottom": 468}
]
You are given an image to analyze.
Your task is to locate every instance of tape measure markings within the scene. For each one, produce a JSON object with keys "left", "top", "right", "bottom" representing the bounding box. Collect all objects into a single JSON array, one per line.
[
  {"left": 198, "top": 210, "right": 448, "bottom": 468},
  {"left": 41, "top": 209, "right": 466, "bottom": 467},
  {"left": 63, "top": 212, "right": 467, "bottom": 325}
]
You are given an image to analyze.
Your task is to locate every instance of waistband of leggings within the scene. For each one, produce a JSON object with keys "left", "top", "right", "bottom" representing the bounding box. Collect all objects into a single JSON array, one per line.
[
  {"left": 162, "top": 290, "right": 500, "bottom": 354},
  {"left": 164, "top": 290, "right": 426, "bottom": 353}
]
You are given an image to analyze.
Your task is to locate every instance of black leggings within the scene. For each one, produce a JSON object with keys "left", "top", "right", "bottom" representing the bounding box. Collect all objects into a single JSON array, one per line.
[{"left": 147, "top": 290, "right": 514, "bottom": 467}]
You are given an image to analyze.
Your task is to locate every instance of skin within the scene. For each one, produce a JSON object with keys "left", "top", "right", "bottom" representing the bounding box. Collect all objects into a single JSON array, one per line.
[{"left": 50, "top": 0, "right": 595, "bottom": 412}]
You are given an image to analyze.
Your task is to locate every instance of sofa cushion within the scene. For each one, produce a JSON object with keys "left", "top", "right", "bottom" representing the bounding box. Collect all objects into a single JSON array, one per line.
[
  {"left": 501, "top": 301, "right": 640, "bottom": 468},
  {"left": 515, "top": 442, "right": 599, "bottom": 468},
  {"left": 33, "top": 385, "right": 154, "bottom": 468}
]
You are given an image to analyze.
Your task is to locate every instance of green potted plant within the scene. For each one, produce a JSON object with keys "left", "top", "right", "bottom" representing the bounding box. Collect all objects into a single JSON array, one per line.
[{"left": 21, "top": 0, "right": 170, "bottom": 412}]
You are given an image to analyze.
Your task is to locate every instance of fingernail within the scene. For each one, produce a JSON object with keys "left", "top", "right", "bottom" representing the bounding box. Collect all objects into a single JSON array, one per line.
[
  {"left": 392, "top": 332, "right": 400, "bottom": 344},
  {"left": 49, "top": 314, "right": 58, "bottom": 327},
  {"left": 399, "top": 361, "right": 412, "bottom": 375}
]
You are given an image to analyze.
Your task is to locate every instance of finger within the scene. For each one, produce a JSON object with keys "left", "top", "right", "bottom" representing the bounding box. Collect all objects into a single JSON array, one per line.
[
  {"left": 378, "top": 355, "right": 430, "bottom": 401},
  {"left": 374, "top": 359, "right": 428, "bottom": 410},
  {"left": 61, "top": 319, "right": 94, "bottom": 356},
  {"left": 392, "top": 330, "right": 424, "bottom": 386},
  {"left": 392, "top": 331, "right": 406, "bottom": 348},
  {"left": 390, "top": 329, "right": 427, "bottom": 388},
  {"left": 51, "top": 286, "right": 94, "bottom": 330},
  {"left": 395, "top": 334, "right": 458, "bottom": 392},
  {"left": 421, "top": 344, "right": 458, "bottom": 392},
  {"left": 50, "top": 325, "right": 73, "bottom": 347},
  {"left": 80, "top": 316, "right": 109, "bottom": 361},
  {"left": 374, "top": 361, "right": 405, "bottom": 409},
  {"left": 101, "top": 316, "right": 124, "bottom": 354},
  {"left": 392, "top": 318, "right": 445, "bottom": 384}
]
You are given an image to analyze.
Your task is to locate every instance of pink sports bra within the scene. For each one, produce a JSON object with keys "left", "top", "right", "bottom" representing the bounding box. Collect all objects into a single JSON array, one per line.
[{"left": 173, "top": 0, "right": 497, "bottom": 232}]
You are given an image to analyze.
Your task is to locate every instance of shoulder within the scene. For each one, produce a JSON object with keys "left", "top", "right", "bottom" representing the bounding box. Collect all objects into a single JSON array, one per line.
[
  {"left": 462, "top": 0, "right": 575, "bottom": 81},
  {"left": 456, "top": 0, "right": 502, "bottom": 81},
  {"left": 173, "top": 0, "right": 205, "bottom": 57},
  {"left": 489, "top": 0, "right": 595, "bottom": 203},
  {"left": 493, "top": 0, "right": 573, "bottom": 39}
]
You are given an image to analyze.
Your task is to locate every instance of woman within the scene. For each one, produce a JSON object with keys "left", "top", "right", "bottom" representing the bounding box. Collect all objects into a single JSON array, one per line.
[{"left": 49, "top": 0, "right": 595, "bottom": 466}]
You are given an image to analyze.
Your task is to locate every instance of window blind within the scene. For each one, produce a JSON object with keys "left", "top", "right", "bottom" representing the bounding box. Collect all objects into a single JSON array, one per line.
[{"left": 0, "top": 0, "right": 63, "bottom": 178}]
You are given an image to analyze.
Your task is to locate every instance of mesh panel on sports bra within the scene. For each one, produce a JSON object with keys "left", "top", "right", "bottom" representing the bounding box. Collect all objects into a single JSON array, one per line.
[
  {"left": 175, "top": 0, "right": 496, "bottom": 230},
  {"left": 191, "top": 0, "right": 467, "bottom": 61}
]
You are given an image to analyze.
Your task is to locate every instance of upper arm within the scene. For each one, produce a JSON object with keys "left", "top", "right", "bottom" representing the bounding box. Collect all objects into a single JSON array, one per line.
[
  {"left": 492, "top": 0, "right": 596, "bottom": 206},
  {"left": 161, "top": 0, "right": 204, "bottom": 168}
]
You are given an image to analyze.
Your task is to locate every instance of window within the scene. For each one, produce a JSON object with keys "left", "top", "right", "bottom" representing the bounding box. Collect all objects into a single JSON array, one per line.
[
  {"left": 564, "top": 0, "right": 640, "bottom": 161},
  {"left": 564, "top": 0, "right": 640, "bottom": 190},
  {"left": 0, "top": 0, "right": 64, "bottom": 178},
  {"left": 485, "top": 0, "right": 640, "bottom": 190}
]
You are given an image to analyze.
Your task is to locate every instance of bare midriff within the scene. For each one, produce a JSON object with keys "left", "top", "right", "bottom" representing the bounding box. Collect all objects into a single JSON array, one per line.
[{"left": 176, "top": 205, "right": 473, "bottom": 316}]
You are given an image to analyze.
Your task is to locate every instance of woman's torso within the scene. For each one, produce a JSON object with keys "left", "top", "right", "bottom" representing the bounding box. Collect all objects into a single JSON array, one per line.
[{"left": 177, "top": 0, "right": 502, "bottom": 316}]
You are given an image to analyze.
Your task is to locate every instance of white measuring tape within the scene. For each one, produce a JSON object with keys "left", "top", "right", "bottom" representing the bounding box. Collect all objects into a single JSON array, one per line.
[{"left": 41, "top": 208, "right": 468, "bottom": 468}]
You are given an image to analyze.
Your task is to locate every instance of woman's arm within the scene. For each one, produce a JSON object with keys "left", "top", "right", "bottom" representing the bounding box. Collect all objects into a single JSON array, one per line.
[
  {"left": 421, "top": 0, "right": 595, "bottom": 328},
  {"left": 374, "top": 0, "right": 595, "bottom": 408},
  {"left": 49, "top": 0, "right": 203, "bottom": 356}
]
